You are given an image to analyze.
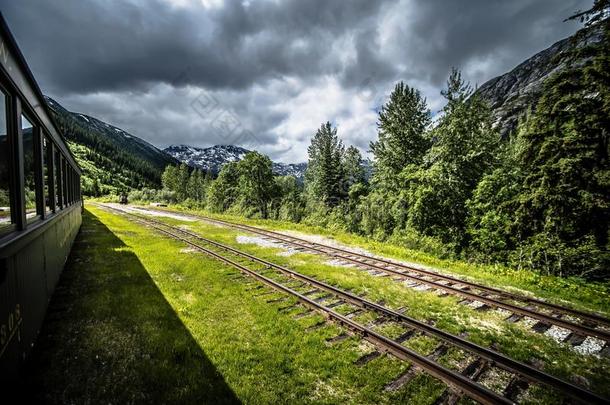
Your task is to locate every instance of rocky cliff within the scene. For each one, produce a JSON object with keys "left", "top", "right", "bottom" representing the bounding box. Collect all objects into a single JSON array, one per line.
[{"left": 476, "top": 24, "right": 604, "bottom": 137}]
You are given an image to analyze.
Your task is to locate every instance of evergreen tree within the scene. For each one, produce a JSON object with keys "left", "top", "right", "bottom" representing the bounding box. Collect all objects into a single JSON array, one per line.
[
  {"left": 207, "top": 162, "right": 240, "bottom": 212},
  {"left": 186, "top": 169, "right": 206, "bottom": 203},
  {"left": 162, "top": 165, "right": 179, "bottom": 194},
  {"left": 510, "top": 23, "right": 610, "bottom": 277},
  {"left": 305, "top": 122, "right": 346, "bottom": 206},
  {"left": 343, "top": 146, "right": 366, "bottom": 188},
  {"left": 370, "top": 81, "right": 431, "bottom": 188},
  {"left": 566, "top": 0, "right": 609, "bottom": 26},
  {"left": 186, "top": 169, "right": 197, "bottom": 201},
  {"left": 197, "top": 169, "right": 206, "bottom": 201},
  {"left": 466, "top": 137, "right": 525, "bottom": 263},
  {"left": 204, "top": 169, "right": 214, "bottom": 185},
  {"left": 408, "top": 69, "right": 499, "bottom": 248},
  {"left": 427, "top": 69, "right": 498, "bottom": 190},
  {"left": 177, "top": 163, "right": 190, "bottom": 201},
  {"left": 275, "top": 175, "right": 305, "bottom": 222}
]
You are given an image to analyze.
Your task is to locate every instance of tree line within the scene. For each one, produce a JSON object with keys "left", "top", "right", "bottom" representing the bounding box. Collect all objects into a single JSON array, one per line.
[{"left": 143, "top": 17, "right": 608, "bottom": 279}]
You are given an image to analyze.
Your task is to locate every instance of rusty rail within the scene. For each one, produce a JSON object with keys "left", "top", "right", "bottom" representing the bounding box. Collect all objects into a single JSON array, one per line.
[
  {"left": 191, "top": 213, "right": 610, "bottom": 341},
  {"left": 99, "top": 204, "right": 609, "bottom": 405}
]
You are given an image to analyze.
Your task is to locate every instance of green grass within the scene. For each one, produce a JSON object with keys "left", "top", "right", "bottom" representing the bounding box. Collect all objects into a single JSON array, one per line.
[
  {"left": 24, "top": 203, "right": 609, "bottom": 403},
  {"left": 23, "top": 205, "right": 464, "bottom": 404},
  {"left": 133, "top": 208, "right": 610, "bottom": 400},
  {"left": 159, "top": 204, "right": 610, "bottom": 317}
]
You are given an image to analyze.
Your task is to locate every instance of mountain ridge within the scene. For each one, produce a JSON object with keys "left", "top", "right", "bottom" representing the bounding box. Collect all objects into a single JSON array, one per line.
[
  {"left": 46, "top": 96, "right": 178, "bottom": 194},
  {"left": 164, "top": 144, "right": 308, "bottom": 181}
]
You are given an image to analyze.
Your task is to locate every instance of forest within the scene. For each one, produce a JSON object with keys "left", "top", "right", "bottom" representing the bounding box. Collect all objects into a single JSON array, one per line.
[
  {"left": 50, "top": 107, "right": 173, "bottom": 195},
  {"left": 130, "top": 18, "right": 609, "bottom": 280}
]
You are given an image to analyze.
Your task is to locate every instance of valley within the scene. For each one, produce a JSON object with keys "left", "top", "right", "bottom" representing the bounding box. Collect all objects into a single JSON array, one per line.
[{"left": 3, "top": 1, "right": 609, "bottom": 404}]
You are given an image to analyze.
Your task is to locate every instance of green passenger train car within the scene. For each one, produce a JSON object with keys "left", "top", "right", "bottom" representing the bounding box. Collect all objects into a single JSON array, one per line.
[{"left": 0, "top": 12, "right": 82, "bottom": 379}]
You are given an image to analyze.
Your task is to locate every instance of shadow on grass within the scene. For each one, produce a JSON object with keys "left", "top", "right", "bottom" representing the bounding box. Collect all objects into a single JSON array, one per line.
[{"left": 19, "top": 209, "right": 241, "bottom": 404}]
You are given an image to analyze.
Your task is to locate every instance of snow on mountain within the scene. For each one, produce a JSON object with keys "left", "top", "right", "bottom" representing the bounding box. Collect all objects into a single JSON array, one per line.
[{"left": 164, "top": 144, "right": 308, "bottom": 181}]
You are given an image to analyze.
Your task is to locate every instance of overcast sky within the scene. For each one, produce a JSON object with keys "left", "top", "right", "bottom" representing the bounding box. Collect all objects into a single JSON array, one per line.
[{"left": 0, "top": 0, "right": 590, "bottom": 162}]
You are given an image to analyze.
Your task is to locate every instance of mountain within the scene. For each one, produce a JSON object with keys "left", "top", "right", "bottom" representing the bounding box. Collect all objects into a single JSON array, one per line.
[
  {"left": 274, "top": 162, "right": 309, "bottom": 180},
  {"left": 46, "top": 96, "right": 178, "bottom": 195},
  {"left": 164, "top": 144, "right": 249, "bottom": 171},
  {"left": 164, "top": 144, "right": 308, "bottom": 181},
  {"left": 476, "top": 23, "right": 604, "bottom": 137}
]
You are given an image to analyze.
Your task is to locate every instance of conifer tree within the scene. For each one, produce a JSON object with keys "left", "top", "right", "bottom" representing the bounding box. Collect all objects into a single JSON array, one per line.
[
  {"left": 275, "top": 175, "right": 305, "bottom": 222},
  {"left": 305, "top": 122, "right": 345, "bottom": 206},
  {"left": 161, "top": 165, "right": 179, "bottom": 193},
  {"left": 186, "top": 169, "right": 206, "bottom": 202},
  {"left": 370, "top": 81, "right": 431, "bottom": 188},
  {"left": 408, "top": 69, "right": 498, "bottom": 248},
  {"left": 343, "top": 146, "right": 366, "bottom": 188},
  {"left": 207, "top": 162, "right": 240, "bottom": 212},
  {"left": 511, "top": 23, "right": 610, "bottom": 277},
  {"left": 177, "top": 163, "right": 190, "bottom": 201},
  {"left": 566, "top": 0, "right": 609, "bottom": 26}
]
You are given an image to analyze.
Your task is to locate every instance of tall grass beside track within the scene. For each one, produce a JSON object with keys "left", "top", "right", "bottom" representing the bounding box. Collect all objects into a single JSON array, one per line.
[{"left": 157, "top": 204, "right": 610, "bottom": 317}]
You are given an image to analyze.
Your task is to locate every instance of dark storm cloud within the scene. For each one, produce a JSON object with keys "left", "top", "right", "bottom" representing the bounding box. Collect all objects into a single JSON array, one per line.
[
  {"left": 0, "top": 0, "right": 592, "bottom": 162},
  {"left": 391, "top": 0, "right": 589, "bottom": 87},
  {"left": 0, "top": 0, "right": 391, "bottom": 94}
]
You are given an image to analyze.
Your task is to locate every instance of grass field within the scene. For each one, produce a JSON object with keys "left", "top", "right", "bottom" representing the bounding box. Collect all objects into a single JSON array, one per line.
[
  {"left": 21, "top": 204, "right": 610, "bottom": 403},
  {"left": 162, "top": 204, "right": 610, "bottom": 317},
  {"left": 22, "top": 206, "right": 447, "bottom": 404},
  {"left": 133, "top": 205, "right": 610, "bottom": 399}
]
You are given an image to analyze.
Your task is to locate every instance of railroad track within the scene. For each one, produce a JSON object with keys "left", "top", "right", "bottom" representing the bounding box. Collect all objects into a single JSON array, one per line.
[
  {"left": 152, "top": 209, "right": 610, "bottom": 350},
  {"left": 99, "top": 204, "right": 609, "bottom": 404}
]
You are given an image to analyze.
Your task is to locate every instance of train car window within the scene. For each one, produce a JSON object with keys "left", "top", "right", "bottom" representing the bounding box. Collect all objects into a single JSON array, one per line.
[
  {"left": 72, "top": 170, "right": 76, "bottom": 203},
  {"left": 22, "top": 114, "right": 40, "bottom": 222},
  {"left": 66, "top": 167, "right": 70, "bottom": 205},
  {"left": 0, "top": 90, "right": 14, "bottom": 234},
  {"left": 71, "top": 170, "right": 75, "bottom": 203},
  {"left": 67, "top": 164, "right": 71, "bottom": 205},
  {"left": 62, "top": 158, "right": 68, "bottom": 205},
  {"left": 67, "top": 168, "right": 72, "bottom": 204},
  {"left": 55, "top": 150, "right": 62, "bottom": 209},
  {"left": 43, "top": 135, "right": 53, "bottom": 213}
]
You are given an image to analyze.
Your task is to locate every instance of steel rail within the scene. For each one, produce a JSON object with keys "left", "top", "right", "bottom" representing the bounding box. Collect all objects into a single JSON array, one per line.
[
  {"left": 101, "top": 204, "right": 609, "bottom": 405},
  {"left": 195, "top": 215, "right": 610, "bottom": 325},
  {"left": 102, "top": 206, "right": 513, "bottom": 405},
  {"left": 192, "top": 214, "right": 610, "bottom": 341}
]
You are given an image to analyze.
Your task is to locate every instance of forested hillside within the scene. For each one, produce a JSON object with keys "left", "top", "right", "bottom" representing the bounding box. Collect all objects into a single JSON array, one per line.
[
  {"left": 148, "top": 15, "right": 609, "bottom": 280},
  {"left": 46, "top": 97, "right": 177, "bottom": 195}
]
